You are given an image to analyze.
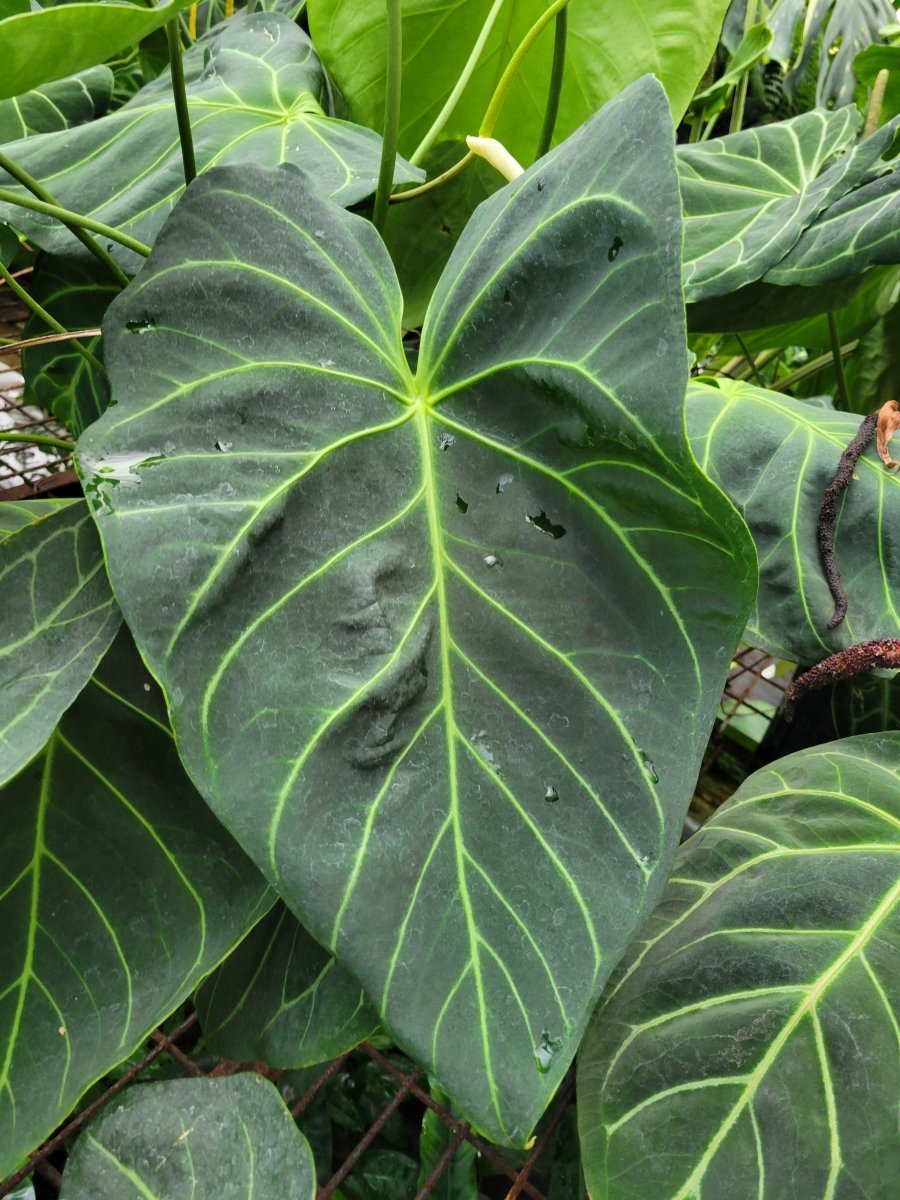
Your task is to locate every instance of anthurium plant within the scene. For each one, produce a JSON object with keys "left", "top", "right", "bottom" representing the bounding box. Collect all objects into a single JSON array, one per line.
[{"left": 0, "top": 2, "right": 896, "bottom": 1197}]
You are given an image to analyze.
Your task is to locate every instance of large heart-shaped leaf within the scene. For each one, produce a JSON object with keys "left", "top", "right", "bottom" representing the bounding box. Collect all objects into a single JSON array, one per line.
[
  {"left": 0, "top": 14, "right": 422, "bottom": 264},
  {"left": 687, "top": 379, "right": 900, "bottom": 665},
  {"left": 21, "top": 254, "right": 117, "bottom": 434},
  {"left": 0, "top": 629, "right": 272, "bottom": 1176},
  {"left": 308, "top": 0, "right": 731, "bottom": 161},
  {"left": 76, "top": 77, "right": 755, "bottom": 1143},
  {"left": 0, "top": 66, "right": 112, "bottom": 142},
  {"left": 578, "top": 732, "right": 900, "bottom": 1200},
  {"left": 0, "top": 0, "right": 195, "bottom": 100},
  {"left": 677, "top": 109, "right": 896, "bottom": 302},
  {"left": 196, "top": 904, "right": 378, "bottom": 1067},
  {"left": 0, "top": 501, "right": 120, "bottom": 787},
  {"left": 59, "top": 1075, "right": 316, "bottom": 1199}
]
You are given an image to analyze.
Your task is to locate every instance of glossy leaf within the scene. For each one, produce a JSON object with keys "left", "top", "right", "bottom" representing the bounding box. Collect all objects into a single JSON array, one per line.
[
  {"left": 196, "top": 903, "right": 378, "bottom": 1067},
  {"left": 59, "top": 1075, "right": 316, "bottom": 1199},
  {"left": 308, "top": 0, "right": 732, "bottom": 162},
  {"left": 22, "top": 254, "right": 117, "bottom": 434},
  {"left": 687, "top": 379, "right": 900, "bottom": 665},
  {"left": 578, "top": 732, "right": 900, "bottom": 1200},
  {"left": 767, "top": 169, "right": 900, "bottom": 287},
  {"left": 688, "top": 22, "right": 773, "bottom": 121},
  {"left": 77, "top": 78, "right": 755, "bottom": 1143},
  {"left": 0, "top": 66, "right": 112, "bottom": 142},
  {"left": 0, "top": 0, "right": 195, "bottom": 100},
  {"left": 677, "top": 108, "right": 893, "bottom": 301},
  {"left": 0, "top": 629, "right": 272, "bottom": 1177},
  {"left": 0, "top": 14, "right": 422, "bottom": 264},
  {"left": 0, "top": 502, "right": 120, "bottom": 787}
]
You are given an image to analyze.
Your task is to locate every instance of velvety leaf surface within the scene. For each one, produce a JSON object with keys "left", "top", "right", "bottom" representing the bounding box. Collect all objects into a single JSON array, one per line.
[
  {"left": 766, "top": 169, "right": 900, "bottom": 287},
  {"left": 77, "top": 78, "right": 755, "bottom": 1143},
  {"left": 0, "top": 66, "right": 112, "bottom": 142},
  {"left": 677, "top": 109, "right": 894, "bottom": 301},
  {"left": 308, "top": 0, "right": 731, "bottom": 161},
  {"left": 0, "top": 498, "right": 77, "bottom": 541},
  {"left": 687, "top": 379, "right": 900, "bottom": 665},
  {"left": 0, "top": 0, "right": 195, "bottom": 99},
  {"left": 196, "top": 904, "right": 378, "bottom": 1067},
  {"left": 0, "top": 502, "right": 120, "bottom": 787},
  {"left": 0, "top": 630, "right": 272, "bottom": 1177},
  {"left": 578, "top": 732, "right": 900, "bottom": 1200},
  {"left": 0, "top": 14, "right": 421, "bottom": 264},
  {"left": 59, "top": 1075, "right": 316, "bottom": 1199},
  {"left": 21, "top": 254, "right": 117, "bottom": 434}
]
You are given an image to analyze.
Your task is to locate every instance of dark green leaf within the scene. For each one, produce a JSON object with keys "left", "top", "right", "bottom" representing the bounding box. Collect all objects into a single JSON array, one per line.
[
  {"left": 0, "top": 0, "right": 196, "bottom": 100},
  {"left": 830, "top": 675, "right": 900, "bottom": 735},
  {"left": 77, "top": 78, "right": 756, "bottom": 1143},
  {"left": 0, "top": 66, "right": 112, "bottom": 142},
  {"left": 678, "top": 109, "right": 895, "bottom": 302},
  {"left": 0, "top": 629, "right": 272, "bottom": 1177},
  {"left": 844, "top": 286, "right": 900, "bottom": 413},
  {"left": 578, "top": 732, "right": 900, "bottom": 1200},
  {"left": 0, "top": 502, "right": 120, "bottom": 786},
  {"left": 308, "top": 0, "right": 731, "bottom": 161},
  {"left": 0, "top": 220, "right": 17, "bottom": 266},
  {"left": 689, "top": 23, "right": 774, "bottom": 121},
  {"left": 341, "top": 1149, "right": 419, "bottom": 1200},
  {"left": 0, "top": 14, "right": 422, "bottom": 265},
  {"left": 418, "top": 1085, "right": 478, "bottom": 1200},
  {"left": 781, "top": 0, "right": 897, "bottom": 108},
  {"left": 687, "top": 379, "right": 900, "bottom": 664},
  {"left": 0, "top": 497, "right": 78, "bottom": 540},
  {"left": 59, "top": 1074, "right": 316, "bottom": 1199},
  {"left": 196, "top": 903, "right": 377, "bottom": 1067},
  {"left": 22, "top": 254, "right": 117, "bottom": 434}
]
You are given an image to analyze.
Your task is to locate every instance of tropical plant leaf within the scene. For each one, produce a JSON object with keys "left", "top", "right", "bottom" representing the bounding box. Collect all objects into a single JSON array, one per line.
[
  {"left": 307, "top": 0, "right": 732, "bottom": 162},
  {"left": 0, "top": 66, "right": 112, "bottom": 143},
  {"left": 578, "top": 732, "right": 900, "bottom": 1200},
  {"left": 76, "top": 77, "right": 756, "bottom": 1144},
  {"left": 196, "top": 903, "right": 378, "bottom": 1067},
  {"left": 0, "top": 628, "right": 272, "bottom": 1177},
  {"left": 688, "top": 22, "right": 774, "bottom": 122},
  {"left": 59, "top": 1075, "right": 316, "bottom": 1199},
  {"left": 779, "top": 0, "right": 898, "bottom": 108},
  {"left": 0, "top": 220, "right": 17, "bottom": 266},
  {"left": 855, "top": 43, "right": 900, "bottom": 127},
  {"left": 766, "top": 169, "right": 900, "bottom": 287},
  {"left": 0, "top": 497, "right": 78, "bottom": 540},
  {"left": 0, "top": 14, "right": 422, "bottom": 265},
  {"left": 21, "top": 254, "right": 117, "bottom": 434},
  {"left": 677, "top": 109, "right": 897, "bottom": 302},
  {"left": 0, "top": 501, "right": 120, "bottom": 787},
  {"left": 418, "top": 1086, "right": 479, "bottom": 1200},
  {"left": 0, "top": 0, "right": 196, "bottom": 100},
  {"left": 686, "top": 379, "right": 900, "bottom": 665}
]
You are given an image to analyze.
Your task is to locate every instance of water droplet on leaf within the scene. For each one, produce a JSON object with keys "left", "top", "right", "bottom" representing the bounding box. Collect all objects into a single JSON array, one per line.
[
  {"left": 639, "top": 749, "right": 659, "bottom": 783},
  {"left": 483, "top": 554, "right": 501, "bottom": 568},
  {"left": 534, "top": 1028, "right": 563, "bottom": 1073}
]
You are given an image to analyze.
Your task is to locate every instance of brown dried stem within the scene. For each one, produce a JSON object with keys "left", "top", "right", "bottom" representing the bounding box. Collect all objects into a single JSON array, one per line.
[
  {"left": 785, "top": 639, "right": 900, "bottom": 721},
  {"left": 817, "top": 411, "right": 878, "bottom": 628}
]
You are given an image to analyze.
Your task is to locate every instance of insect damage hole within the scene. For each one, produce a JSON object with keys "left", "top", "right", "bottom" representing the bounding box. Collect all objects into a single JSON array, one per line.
[{"left": 526, "top": 510, "right": 566, "bottom": 539}]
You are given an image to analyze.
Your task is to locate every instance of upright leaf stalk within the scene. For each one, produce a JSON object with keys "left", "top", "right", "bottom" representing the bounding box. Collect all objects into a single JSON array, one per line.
[
  {"left": 372, "top": 0, "right": 403, "bottom": 235},
  {"left": 166, "top": 20, "right": 197, "bottom": 186}
]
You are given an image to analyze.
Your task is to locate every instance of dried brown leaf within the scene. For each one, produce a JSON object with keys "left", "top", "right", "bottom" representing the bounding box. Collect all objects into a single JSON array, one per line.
[{"left": 876, "top": 399, "right": 900, "bottom": 471}]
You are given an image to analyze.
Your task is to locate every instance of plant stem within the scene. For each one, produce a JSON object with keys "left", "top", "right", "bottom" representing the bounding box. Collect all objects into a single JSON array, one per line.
[
  {"left": 735, "top": 334, "right": 766, "bottom": 386},
  {"left": 166, "top": 20, "right": 197, "bottom": 185},
  {"left": 0, "top": 259, "right": 108, "bottom": 381},
  {"left": 0, "top": 151, "right": 129, "bottom": 287},
  {"left": 372, "top": 0, "right": 403, "bottom": 236},
  {"left": 864, "top": 68, "right": 890, "bottom": 137},
  {"left": 771, "top": 339, "right": 858, "bottom": 392},
  {"left": 410, "top": 0, "right": 506, "bottom": 166},
  {"left": 481, "top": 0, "right": 570, "bottom": 137},
  {"left": 0, "top": 429, "right": 75, "bottom": 452},
  {"left": 828, "top": 311, "right": 850, "bottom": 408},
  {"left": 0, "top": 188, "right": 150, "bottom": 258},
  {"left": 729, "top": 0, "right": 757, "bottom": 134},
  {"left": 0, "top": 329, "right": 102, "bottom": 355},
  {"left": 389, "top": 151, "right": 475, "bottom": 203},
  {"left": 535, "top": 5, "right": 567, "bottom": 159}
]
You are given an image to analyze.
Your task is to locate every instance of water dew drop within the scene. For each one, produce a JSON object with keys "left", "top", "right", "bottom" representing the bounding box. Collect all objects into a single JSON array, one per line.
[
  {"left": 534, "top": 1028, "right": 563, "bottom": 1073},
  {"left": 639, "top": 749, "right": 660, "bottom": 784},
  {"left": 483, "top": 554, "right": 501, "bottom": 568}
]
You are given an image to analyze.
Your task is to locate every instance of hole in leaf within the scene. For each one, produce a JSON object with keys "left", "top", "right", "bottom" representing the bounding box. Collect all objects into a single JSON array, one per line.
[
  {"left": 438, "top": 433, "right": 456, "bottom": 451},
  {"left": 527, "top": 510, "right": 566, "bottom": 539},
  {"left": 441, "top": 223, "right": 453, "bottom": 236},
  {"left": 534, "top": 1029, "right": 563, "bottom": 1073},
  {"left": 502, "top": 288, "right": 512, "bottom": 304},
  {"left": 483, "top": 554, "right": 501, "bottom": 568},
  {"left": 537, "top": 177, "right": 545, "bottom": 191},
  {"left": 607, "top": 236, "right": 624, "bottom": 262},
  {"left": 496, "top": 473, "right": 514, "bottom": 494},
  {"left": 455, "top": 493, "right": 468, "bottom": 513},
  {"left": 125, "top": 317, "right": 156, "bottom": 334},
  {"left": 215, "top": 439, "right": 232, "bottom": 452},
  {"left": 544, "top": 785, "right": 559, "bottom": 803}
]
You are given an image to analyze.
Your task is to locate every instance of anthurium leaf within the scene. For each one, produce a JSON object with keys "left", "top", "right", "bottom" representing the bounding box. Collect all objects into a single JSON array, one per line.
[
  {"left": 782, "top": 0, "right": 897, "bottom": 109},
  {"left": 677, "top": 108, "right": 896, "bottom": 302},
  {"left": 76, "top": 76, "right": 755, "bottom": 1144},
  {"left": 196, "top": 903, "right": 378, "bottom": 1067},
  {"left": 418, "top": 1086, "right": 479, "bottom": 1200},
  {"left": 0, "top": 628, "right": 273, "bottom": 1177},
  {"left": 766, "top": 169, "right": 900, "bottom": 287},
  {"left": 59, "top": 1075, "right": 316, "bottom": 1199},
  {"left": 0, "top": 66, "right": 112, "bottom": 143},
  {"left": 0, "top": 497, "right": 78, "bottom": 540},
  {"left": 22, "top": 254, "right": 116, "bottom": 434},
  {"left": 689, "top": 22, "right": 773, "bottom": 118},
  {"left": 686, "top": 379, "right": 900, "bottom": 665},
  {"left": 307, "top": 0, "right": 731, "bottom": 162},
  {"left": 0, "top": 0, "right": 196, "bottom": 100},
  {"left": 0, "top": 14, "right": 422, "bottom": 264},
  {"left": 578, "top": 732, "right": 900, "bottom": 1200},
  {"left": 0, "top": 501, "right": 120, "bottom": 787}
]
